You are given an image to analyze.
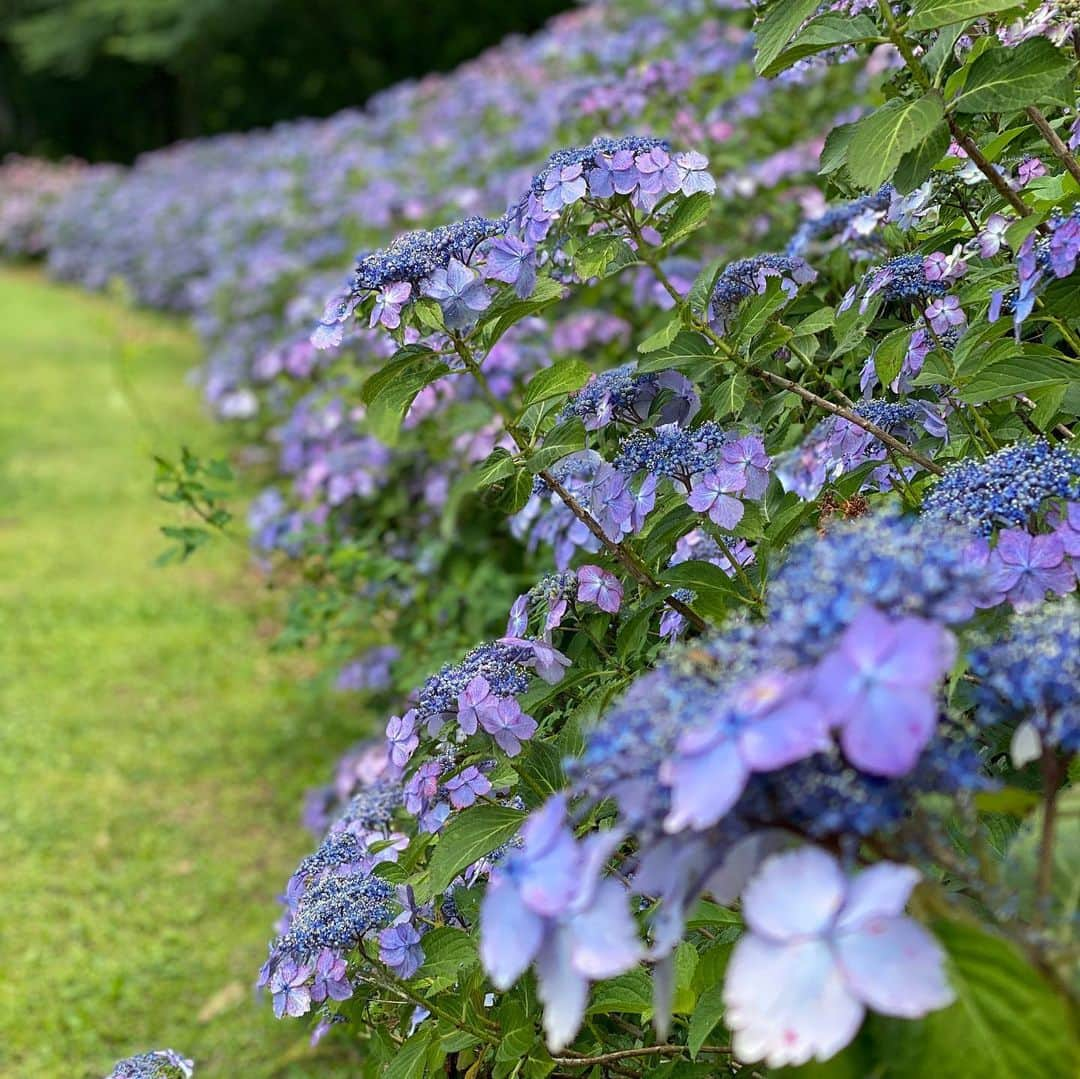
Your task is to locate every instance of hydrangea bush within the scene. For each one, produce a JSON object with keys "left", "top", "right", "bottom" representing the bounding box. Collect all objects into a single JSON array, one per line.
[{"left": 8, "top": 0, "right": 1080, "bottom": 1076}]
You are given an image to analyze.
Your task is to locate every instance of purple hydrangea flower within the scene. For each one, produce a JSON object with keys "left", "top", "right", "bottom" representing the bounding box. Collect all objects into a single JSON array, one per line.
[
  {"left": 675, "top": 150, "right": 716, "bottom": 196},
  {"left": 542, "top": 162, "right": 587, "bottom": 212},
  {"left": 445, "top": 765, "right": 493, "bottom": 809},
  {"left": 925, "top": 295, "right": 966, "bottom": 335},
  {"left": 480, "top": 698, "right": 538, "bottom": 756},
  {"left": 386, "top": 710, "right": 419, "bottom": 771},
  {"left": 370, "top": 281, "right": 411, "bottom": 329},
  {"left": 812, "top": 607, "right": 955, "bottom": 777},
  {"left": 422, "top": 258, "right": 491, "bottom": 331},
  {"left": 484, "top": 236, "right": 537, "bottom": 298},
  {"left": 661, "top": 670, "right": 830, "bottom": 832},
  {"left": 270, "top": 955, "right": 314, "bottom": 1018},
  {"left": 577, "top": 564, "right": 623, "bottom": 613},
  {"left": 379, "top": 921, "right": 425, "bottom": 979},
  {"left": 311, "top": 948, "right": 352, "bottom": 1003},
  {"left": 687, "top": 465, "right": 747, "bottom": 529},
  {"left": 480, "top": 797, "right": 641, "bottom": 1050},
  {"left": 722, "top": 435, "right": 772, "bottom": 500},
  {"left": 724, "top": 847, "right": 953, "bottom": 1068},
  {"left": 985, "top": 529, "right": 1076, "bottom": 608},
  {"left": 977, "top": 213, "right": 1010, "bottom": 258}
]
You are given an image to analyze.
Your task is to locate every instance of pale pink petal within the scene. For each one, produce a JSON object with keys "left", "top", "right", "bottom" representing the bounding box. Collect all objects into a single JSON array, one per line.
[
  {"left": 742, "top": 847, "right": 846, "bottom": 940},
  {"left": 835, "top": 915, "right": 954, "bottom": 1018}
]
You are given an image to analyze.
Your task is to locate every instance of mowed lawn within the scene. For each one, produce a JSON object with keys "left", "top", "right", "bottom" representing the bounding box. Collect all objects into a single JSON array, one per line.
[{"left": 0, "top": 268, "right": 363, "bottom": 1077}]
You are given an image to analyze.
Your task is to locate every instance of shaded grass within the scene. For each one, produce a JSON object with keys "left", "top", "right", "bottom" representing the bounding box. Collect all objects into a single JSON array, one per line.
[{"left": 0, "top": 268, "right": 363, "bottom": 1076}]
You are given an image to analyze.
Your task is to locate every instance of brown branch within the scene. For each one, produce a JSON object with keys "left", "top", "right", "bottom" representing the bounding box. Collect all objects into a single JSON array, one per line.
[{"left": 947, "top": 115, "right": 1034, "bottom": 219}]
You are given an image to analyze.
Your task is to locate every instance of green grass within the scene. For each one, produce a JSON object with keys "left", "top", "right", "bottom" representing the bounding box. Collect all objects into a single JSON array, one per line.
[{"left": 0, "top": 268, "right": 364, "bottom": 1077}]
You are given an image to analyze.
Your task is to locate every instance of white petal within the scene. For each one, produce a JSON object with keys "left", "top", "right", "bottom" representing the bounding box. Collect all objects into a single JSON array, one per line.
[
  {"left": 742, "top": 847, "right": 846, "bottom": 941},
  {"left": 1010, "top": 720, "right": 1042, "bottom": 768},
  {"left": 835, "top": 863, "right": 919, "bottom": 931},
  {"left": 835, "top": 915, "right": 955, "bottom": 1018},
  {"left": 725, "top": 934, "right": 864, "bottom": 1068}
]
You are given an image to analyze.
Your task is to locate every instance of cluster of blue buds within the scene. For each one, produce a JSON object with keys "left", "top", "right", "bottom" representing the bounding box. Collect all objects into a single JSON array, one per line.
[
  {"left": 921, "top": 439, "right": 1080, "bottom": 536},
  {"left": 614, "top": 421, "right": 728, "bottom": 485},
  {"left": 709, "top": 253, "right": 816, "bottom": 332},
  {"left": 106, "top": 1050, "right": 193, "bottom": 1079}
]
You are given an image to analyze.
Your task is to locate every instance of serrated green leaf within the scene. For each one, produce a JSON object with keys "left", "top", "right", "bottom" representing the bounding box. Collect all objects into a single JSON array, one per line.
[
  {"left": 361, "top": 346, "right": 450, "bottom": 444},
  {"left": 875, "top": 920, "right": 1079, "bottom": 1078},
  {"left": 426, "top": 804, "right": 525, "bottom": 895},
  {"left": 713, "top": 372, "right": 749, "bottom": 419},
  {"left": 480, "top": 277, "right": 565, "bottom": 348},
  {"left": 960, "top": 353, "right": 1073, "bottom": 403},
  {"left": 587, "top": 969, "right": 654, "bottom": 1015},
  {"left": 687, "top": 983, "right": 726, "bottom": 1058},
  {"left": 908, "top": 0, "right": 1019, "bottom": 32},
  {"left": 636, "top": 330, "right": 713, "bottom": 373},
  {"left": 415, "top": 926, "right": 478, "bottom": 990},
  {"left": 820, "top": 121, "right": 857, "bottom": 175},
  {"left": 753, "top": 0, "right": 821, "bottom": 75},
  {"left": 791, "top": 306, "right": 836, "bottom": 336},
  {"left": 385, "top": 1028, "right": 432, "bottom": 1079},
  {"left": 847, "top": 94, "right": 945, "bottom": 191},
  {"left": 894, "top": 121, "right": 951, "bottom": 194},
  {"left": 761, "top": 13, "right": 881, "bottom": 77},
  {"left": 662, "top": 190, "right": 713, "bottom": 247},
  {"left": 574, "top": 235, "right": 638, "bottom": 280},
  {"left": 661, "top": 560, "right": 742, "bottom": 618},
  {"left": 526, "top": 417, "right": 586, "bottom": 473},
  {"left": 952, "top": 38, "right": 1071, "bottom": 113},
  {"left": 873, "top": 326, "right": 913, "bottom": 388},
  {"left": 520, "top": 358, "right": 592, "bottom": 412},
  {"left": 638, "top": 317, "right": 683, "bottom": 354}
]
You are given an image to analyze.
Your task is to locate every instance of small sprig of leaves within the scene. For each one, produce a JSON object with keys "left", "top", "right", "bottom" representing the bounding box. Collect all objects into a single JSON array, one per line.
[{"left": 154, "top": 446, "right": 235, "bottom": 565}]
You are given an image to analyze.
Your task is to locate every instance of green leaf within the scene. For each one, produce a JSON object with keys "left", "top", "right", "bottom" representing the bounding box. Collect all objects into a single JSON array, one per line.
[
  {"left": 729, "top": 276, "right": 789, "bottom": 346},
  {"left": 831, "top": 294, "right": 881, "bottom": 358},
  {"left": 638, "top": 316, "right": 683, "bottom": 354},
  {"left": 753, "top": 0, "right": 821, "bottom": 75},
  {"left": 687, "top": 983, "right": 727, "bottom": 1059},
  {"left": 894, "top": 121, "right": 951, "bottom": 194},
  {"left": 661, "top": 560, "right": 742, "bottom": 618},
  {"left": 662, "top": 190, "right": 713, "bottom": 247},
  {"left": 761, "top": 13, "right": 881, "bottom": 77},
  {"left": 791, "top": 306, "right": 836, "bottom": 336},
  {"left": 426, "top": 803, "right": 525, "bottom": 895},
  {"left": 587, "top": 969, "right": 654, "bottom": 1015},
  {"left": 574, "top": 235, "right": 638, "bottom": 280},
  {"left": 820, "top": 121, "right": 857, "bottom": 175},
  {"left": 959, "top": 352, "right": 1073, "bottom": 403},
  {"left": 922, "top": 21, "right": 969, "bottom": 84},
  {"left": 952, "top": 38, "right": 1071, "bottom": 113},
  {"left": 846, "top": 93, "right": 945, "bottom": 191},
  {"left": 876, "top": 920, "right": 1079, "bottom": 1078},
  {"left": 519, "top": 358, "right": 592, "bottom": 411},
  {"left": 360, "top": 346, "right": 450, "bottom": 444},
  {"left": 908, "top": 0, "right": 1019, "bottom": 32},
  {"left": 480, "top": 277, "right": 565, "bottom": 347},
  {"left": 526, "top": 417, "right": 586, "bottom": 474},
  {"left": 515, "top": 739, "right": 567, "bottom": 806},
  {"left": 470, "top": 448, "right": 518, "bottom": 489},
  {"left": 873, "top": 326, "right": 913, "bottom": 388},
  {"left": 712, "top": 372, "right": 749, "bottom": 419},
  {"left": 636, "top": 330, "right": 713, "bottom": 373},
  {"left": 385, "top": 1028, "right": 432, "bottom": 1079},
  {"left": 415, "top": 926, "right": 478, "bottom": 990}
]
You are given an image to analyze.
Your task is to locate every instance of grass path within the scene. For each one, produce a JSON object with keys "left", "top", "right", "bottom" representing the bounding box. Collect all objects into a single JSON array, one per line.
[{"left": 0, "top": 268, "right": 361, "bottom": 1077}]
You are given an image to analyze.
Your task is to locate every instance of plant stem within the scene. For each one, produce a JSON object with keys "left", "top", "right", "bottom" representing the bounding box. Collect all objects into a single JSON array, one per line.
[
  {"left": 696, "top": 321, "right": 945, "bottom": 474},
  {"left": 1026, "top": 106, "right": 1080, "bottom": 188},
  {"left": 554, "top": 1044, "right": 731, "bottom": 1067},
  {"left": 946, "top": 116, "right": 1034, "bottom": 218},
  {"left": 451, "top": 334, "right": 708, "bottom": 632},
  {"left": 1036, "top": 750, "right": 1064, "bottom": 919}
]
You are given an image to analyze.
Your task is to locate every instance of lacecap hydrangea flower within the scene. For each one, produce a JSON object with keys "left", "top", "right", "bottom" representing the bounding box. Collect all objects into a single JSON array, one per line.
[{"left": 105, "top": 1050, "right": 194, "bottom": 1079}]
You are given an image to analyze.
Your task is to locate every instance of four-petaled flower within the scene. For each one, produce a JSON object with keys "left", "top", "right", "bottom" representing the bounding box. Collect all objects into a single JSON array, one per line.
[
  {"left": 724, "top": 847, "right": 953, "bottom": 1068},
  {"left": 985, "top": 529, "right": 1075, "bottom": 608},
  {"left": 422, "top": 258, "right": 492, "bottom": 330},
  {"left": 812, "top": 606, "right": 955, "bottom": 777},
  {"left": 687, "top": 465, "right": 747, "bottom": 529},
  {"left": 577, "top": 564, "right": 623, "bottom": 613}
]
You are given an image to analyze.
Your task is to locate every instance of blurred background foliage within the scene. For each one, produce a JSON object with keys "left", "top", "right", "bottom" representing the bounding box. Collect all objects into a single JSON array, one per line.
[{"left": 0, "top": 0, "right": 571, "bottom": 162}]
